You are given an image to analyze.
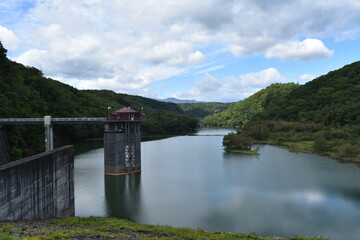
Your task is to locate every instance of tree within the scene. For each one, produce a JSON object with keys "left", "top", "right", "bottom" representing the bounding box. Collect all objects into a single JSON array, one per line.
[
  {"left": 223, "top": 133, "right": 253, "bottom": 150},
  {"left": 0, "top": 41, "right": 7, "bottom": 58}
]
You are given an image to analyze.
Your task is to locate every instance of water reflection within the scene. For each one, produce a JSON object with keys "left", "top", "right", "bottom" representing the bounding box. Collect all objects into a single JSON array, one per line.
[
  {"left": 104, "top": 174, "right": 141, "bottom": 219},
  {"left": 75, "top": 129, "right": 360, "bottom": 240}
]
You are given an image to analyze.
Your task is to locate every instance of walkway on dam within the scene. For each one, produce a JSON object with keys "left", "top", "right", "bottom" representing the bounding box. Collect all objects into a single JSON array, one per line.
[
  {"left": 0, "top": 117, "right": 107, "bottom": 125},
  {"left": 0, "top": 117, "right": 110, "bottom": 152}
]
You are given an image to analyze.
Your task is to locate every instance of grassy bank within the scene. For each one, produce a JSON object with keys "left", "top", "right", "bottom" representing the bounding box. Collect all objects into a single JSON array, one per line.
[
  {"left": 257, "top": 139, "right": 360, "bottom": 163},
  {"left": 225, "top": 149, "right": 260, "bottom": 155},
  {"left": 229, "top": 120, "right": 360, "bottom": 163},
  {"left": 0, "top": 217, "right": 326, "bottom": 240}
]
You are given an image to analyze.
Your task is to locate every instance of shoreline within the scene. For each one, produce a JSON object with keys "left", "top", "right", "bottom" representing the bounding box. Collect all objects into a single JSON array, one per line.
[
  {"left": 224, "top": 148, "right": 260, "bottom": 155},
  {"left": 256, "top": 140, "right": 360, "bottom": 164}
]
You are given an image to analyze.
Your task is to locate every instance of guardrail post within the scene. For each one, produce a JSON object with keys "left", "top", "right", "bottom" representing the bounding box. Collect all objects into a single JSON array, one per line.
[{"left": 44, "top": 116, "right": 53, "bottom": 152}]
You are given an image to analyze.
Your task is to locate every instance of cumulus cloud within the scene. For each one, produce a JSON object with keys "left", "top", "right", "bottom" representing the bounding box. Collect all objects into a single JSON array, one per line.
[
  {"left": 300, "top": 74, "right": 316, "bottom": 82},
  {"left": 175, "top": 73, "right": 222, "bottom": 101},
  {"left": 4, "top": 0, "right": 360, "bottom": 99},
  {"left": 188, "top": 51, "right": 205, "bottom": 63},
  {"left": 0, "top": 26, "right": 19, "bottom": 50},
  {"left": 265, "top": 39, "right": 334, "bottom": 61},
  {"left": 145, "top": 41, "right": 194, "bottom": 65},
  {"left": 175, "top": 68, "right": 286, "bottom": 102}
]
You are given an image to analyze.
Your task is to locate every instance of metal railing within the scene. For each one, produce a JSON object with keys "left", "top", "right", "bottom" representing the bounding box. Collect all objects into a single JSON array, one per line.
[
  {"left": 0, "top": 117, "right": 107, "bottom": 125},
  {"left": 52, "top": 117, "right": 106, "bottom": 124},
  {"left": 0, "top": 118, "right": 44, "bottom": 124}
]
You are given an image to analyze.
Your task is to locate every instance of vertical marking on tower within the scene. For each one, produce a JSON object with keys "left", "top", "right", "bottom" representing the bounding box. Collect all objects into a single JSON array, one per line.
[{"left": 104, "top": 108, "right": 141, "bottom": 175}]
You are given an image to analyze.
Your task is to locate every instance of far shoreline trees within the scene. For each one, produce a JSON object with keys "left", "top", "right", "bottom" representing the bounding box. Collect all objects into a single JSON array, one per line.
[{"left": 213, "top": 61, "right": 360, "bottom": 161}]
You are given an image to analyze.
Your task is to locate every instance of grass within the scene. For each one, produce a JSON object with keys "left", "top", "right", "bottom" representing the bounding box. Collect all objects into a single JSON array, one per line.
[
  {"left": 0, "top": 217, "right": 327, "bottom": 240},
  {"left": 226, "top": 149, "right": 260, "bottom": 155}
]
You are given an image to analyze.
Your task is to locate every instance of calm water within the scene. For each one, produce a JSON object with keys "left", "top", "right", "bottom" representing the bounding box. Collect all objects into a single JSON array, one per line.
[{"left": 74, "top": 128, "right": 360, "bottom": 240}]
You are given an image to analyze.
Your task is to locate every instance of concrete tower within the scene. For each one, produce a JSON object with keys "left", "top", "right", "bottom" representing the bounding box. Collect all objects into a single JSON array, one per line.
[{"left": 104, "top": 107, "right": 141, "bottom": 175}]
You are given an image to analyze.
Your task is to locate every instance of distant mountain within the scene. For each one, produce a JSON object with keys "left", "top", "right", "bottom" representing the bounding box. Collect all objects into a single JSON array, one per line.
[{"left": 159, "top": 97, "right": 202, "bottom": 104}]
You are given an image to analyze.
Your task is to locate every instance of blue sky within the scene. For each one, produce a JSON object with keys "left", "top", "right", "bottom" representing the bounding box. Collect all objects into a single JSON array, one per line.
[{"left": 1, "top": 0, "right": 360, "bottom": 102}]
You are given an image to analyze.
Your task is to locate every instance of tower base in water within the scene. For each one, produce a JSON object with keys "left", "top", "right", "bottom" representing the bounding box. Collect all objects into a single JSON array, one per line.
[{"left": 104, "top": 108, "right": 141, "bottom": 175}]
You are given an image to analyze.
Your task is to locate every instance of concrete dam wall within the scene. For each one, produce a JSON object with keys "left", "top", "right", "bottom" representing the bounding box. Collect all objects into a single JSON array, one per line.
[{"left": 0, "top": 146, "right": 74, "bottom": 221}]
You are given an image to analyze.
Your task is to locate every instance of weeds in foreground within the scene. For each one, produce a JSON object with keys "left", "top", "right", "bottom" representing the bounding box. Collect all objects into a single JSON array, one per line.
[{"left": 0, "top": 217, "right": 327, "bottom": 240}]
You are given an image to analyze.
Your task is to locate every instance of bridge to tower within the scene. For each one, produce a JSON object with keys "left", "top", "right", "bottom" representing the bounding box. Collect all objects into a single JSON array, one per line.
[{"left": 0, "top": 107, "right": 142, "bottom": 175}]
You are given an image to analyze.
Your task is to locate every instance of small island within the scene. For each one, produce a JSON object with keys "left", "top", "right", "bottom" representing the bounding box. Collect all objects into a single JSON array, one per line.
[{"left": 223, "top": 132, "right": 260, "bottom": 155}]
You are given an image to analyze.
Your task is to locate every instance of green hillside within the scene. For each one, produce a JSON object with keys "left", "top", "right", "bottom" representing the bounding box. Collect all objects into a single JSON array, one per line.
[
  {"left": 264, "top": 61, "right": 360, "bottom": 125},
  {"left": 178, "top": 102, "right": 232, "bottom": 118},
  {"left": 204, "top": 61, "right": 360, "bottom": 128},
  {"left": 0, "top": 42, "right": 197, "bottom": 160},
  {"left": 203, "top": 83, "right": 299, "bottom": 127},
  {"left": 210, "top": 61, "right": 360, "bottom": 161},
  {"left": 87, "top": 90, "right": 183, "bottom": 114}
]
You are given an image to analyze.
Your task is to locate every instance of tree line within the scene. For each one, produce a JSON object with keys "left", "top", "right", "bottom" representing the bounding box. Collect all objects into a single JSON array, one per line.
[{"left": 202, "top": 61, "right": 360, "bottom": 161}]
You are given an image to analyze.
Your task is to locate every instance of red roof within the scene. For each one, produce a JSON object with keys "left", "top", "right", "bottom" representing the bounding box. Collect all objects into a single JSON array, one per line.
[
  {"left": 108, "top": 107, "right": 141, "bottom": 121},
  {"left": 112, "top": 107, "right": 139, "bottom": 114}
]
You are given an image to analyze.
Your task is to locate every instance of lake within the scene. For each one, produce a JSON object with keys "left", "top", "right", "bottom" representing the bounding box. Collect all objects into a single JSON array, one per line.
[{"left": 74, "top": 128, "right": 360, "bottom": 240}]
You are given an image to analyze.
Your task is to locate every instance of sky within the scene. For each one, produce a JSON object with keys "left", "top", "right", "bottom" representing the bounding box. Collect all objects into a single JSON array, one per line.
[{"left": 0, "top": 0, "right": 360, "bottom": 102}]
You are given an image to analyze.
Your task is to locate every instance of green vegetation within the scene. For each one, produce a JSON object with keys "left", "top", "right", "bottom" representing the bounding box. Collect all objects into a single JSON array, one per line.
[
  {"left": 178, "top": 102, "right": 232, "bottom": 118},
  {"left": 206, "top": 61, "right": 360, "bottom": 162},
  {"left": 142, "top": 111, "right": 197, "bottom": 135},
  {"left": 0, "top": 217, "right": 326, "bottom": 240},
  {"left": 263, "top": 62, "right": 360, "bottom": 125},
  {"left": 203, "top": 83, "right": 299, "bottom": 127},
  {"left": 222, "top": 132, "right": 259, "bottom": 155},
  {"left": 87, "top": 89, "right": 183, "bottom": 114},
  {"left": 242, "top": 120, "right": 360, "bottom": 161},
  {"left": 0, "top": 42, "right": 197, "bottom": 160},
  {"left": 222, "top": 131, "right": 260, "bottom": 155}
]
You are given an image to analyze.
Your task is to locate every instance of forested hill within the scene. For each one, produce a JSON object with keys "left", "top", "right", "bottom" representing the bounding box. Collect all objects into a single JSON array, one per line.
[
  {"left": 263, "top": 61, "right": 360, "bottom": 125},
  {"left": 0, "top": 42, "right": 197, "bottom": 160},
  {"left": 204, "top": 61, "right": 360, "bottom": 160},
  {"left": 204, "top": 61, "right": 360, "bottom": 127},
  {"left": 178, "top": 102, "right": 232, "bottom": 118},
  {"left": 86, "top": 90, "right": 182, "bottom": 114},
  {"left": 203, "top": 83, "right": 299, "bottom": 126}
]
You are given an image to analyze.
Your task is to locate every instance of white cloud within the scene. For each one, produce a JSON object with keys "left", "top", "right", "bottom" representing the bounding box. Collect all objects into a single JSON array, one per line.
[
  {"left": 145, "top": 41, "right": 193, "bottom": 65},
  {"left": 175, "top": 73, "right": 222, "bottom": 101},
  {"left": 14, "top": 48, "right": 48, "bottom": 68},
  {"left": 300, "top": 74, "right": 316, "bottom": 82},
  {"left": 175, "top": 68, "right": 286, "bottom": 102},
  {"left": 195, "top": 65, "right": 224, "bottom": 75},
  {"left": 188, "top": 51, "right": 205, "bottom": 63},
  {"left": 0, "top": 25, "right": 19, "bottom": 50},
  {"left": 233, "top": 68, "right": 286, "bottom": 88},
  {"left": 3, "top": 0, "right": 360, "bottom": 99},
  {"left": 265, "top": 39, "right": 334, "bottom": 61}
]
